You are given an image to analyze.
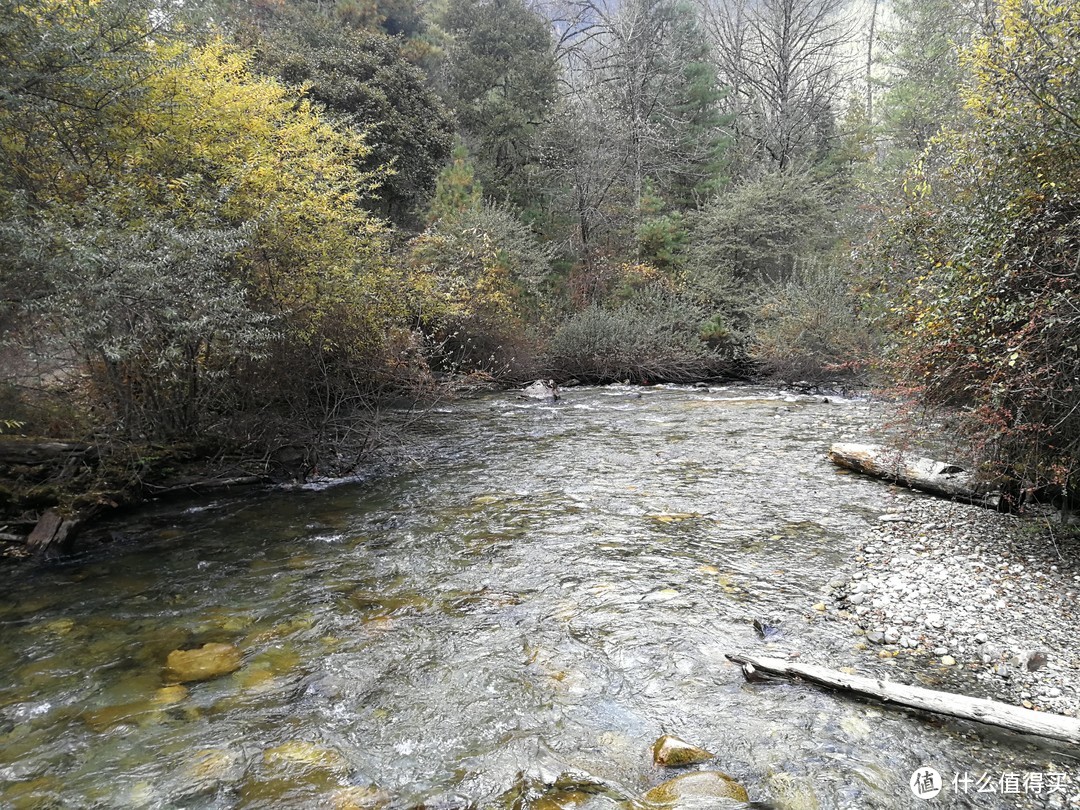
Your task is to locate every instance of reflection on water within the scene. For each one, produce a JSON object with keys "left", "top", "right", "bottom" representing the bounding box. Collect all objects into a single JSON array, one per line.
[{"left": 0, "top": 385, "right": 1074, "bottom": 808}]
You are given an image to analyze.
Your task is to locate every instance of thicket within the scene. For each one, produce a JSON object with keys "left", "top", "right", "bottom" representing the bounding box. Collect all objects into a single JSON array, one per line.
[{"left": 868, "top": 0, "right": 1080, "bottom": 502}]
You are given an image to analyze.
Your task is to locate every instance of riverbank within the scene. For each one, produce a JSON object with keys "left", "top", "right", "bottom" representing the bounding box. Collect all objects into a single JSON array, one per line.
[{"left": 812, "top": 492, "right": 1080, "bottom": 720}]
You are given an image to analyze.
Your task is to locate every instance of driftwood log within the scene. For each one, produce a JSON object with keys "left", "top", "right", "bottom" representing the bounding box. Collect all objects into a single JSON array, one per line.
[
  {"left": 144, "top": 475, "right": 270, "bottom": 498},
  {"left": 828, "top": 442, "right": 1000, "bottom": 509},
  {"left": 728, "top": 653, "right": 1080, "bottom": 745}
]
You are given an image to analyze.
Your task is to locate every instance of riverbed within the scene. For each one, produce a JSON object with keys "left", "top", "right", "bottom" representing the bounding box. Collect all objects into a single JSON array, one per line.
[{"left": 0, "top": 385, "right": 1076, "bottom": 808}]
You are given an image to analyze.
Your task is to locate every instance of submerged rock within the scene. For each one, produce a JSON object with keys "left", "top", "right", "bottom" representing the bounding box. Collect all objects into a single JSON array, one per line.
[
  {"left": 177, "top": 748, "right": 245, "bottom": 798},
  {"left": 530, "top": 790, "right": 592, "bottom": 809},
  {"left": 262, "top": 740, "right": 349, "bottom": 775},
  {"left": 82, "top": 684, "right": 189, "bottom": 732},
  {"left": 766, "top": 772, "right": 820, "bottom": 810},
  {"left": 329, "top": 784, "right": 391, "bottom": 809},
  {"left": 651, "top": 735, "right": 712, "bottom": 768},
  {"left": 238, "top": 741, "right": 353, "bottom": 805},
  {"left": 164, "top": 642, "right": 242, "bottom": 683},
  {"left": 643, "top": 771, "right": 749, "bottom": 805}
]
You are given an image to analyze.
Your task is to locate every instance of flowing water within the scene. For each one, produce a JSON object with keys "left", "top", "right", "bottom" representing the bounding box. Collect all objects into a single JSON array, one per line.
[{"left": 0, "top": 385, "right": 1075, "bottom": 809}]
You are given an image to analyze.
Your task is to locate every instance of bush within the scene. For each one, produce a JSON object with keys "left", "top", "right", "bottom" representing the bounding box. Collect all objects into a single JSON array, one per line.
[
  {"left": 749, "top": 260, "right": 874, "bottom": 382},
  {"left": 546, "top": 282, "right": 729, "bottom": 382},
  {"left": 409, "top": 201, "right": 552, "bottom": 375}
]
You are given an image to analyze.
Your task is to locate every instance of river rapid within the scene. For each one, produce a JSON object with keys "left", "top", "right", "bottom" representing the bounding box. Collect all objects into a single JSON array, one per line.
[{"left": 0, "top": 385, "right": 1074, "bottom": 809}]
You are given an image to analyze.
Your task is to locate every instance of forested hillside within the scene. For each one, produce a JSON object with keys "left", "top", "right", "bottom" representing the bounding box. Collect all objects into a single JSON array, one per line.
[{"left": 1, "top": 0, "right": 1078, "bottom": 514}]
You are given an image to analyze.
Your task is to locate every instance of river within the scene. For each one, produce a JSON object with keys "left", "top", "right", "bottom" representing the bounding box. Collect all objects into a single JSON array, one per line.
[{"left": 0, "top": 385, "right": 1074, "bottom": 809}]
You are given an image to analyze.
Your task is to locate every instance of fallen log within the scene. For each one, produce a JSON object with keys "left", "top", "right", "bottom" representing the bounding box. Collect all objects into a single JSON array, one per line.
[
  {"left": 727, "top": 653, "right": 1080, "bottom": 745},
  {"left": 828, "top": 442, "right": 1000, "bottom": 509},
  {"left": 0, "top": 438, "right": 92, "bottom": 466},
  {"left": 145, "top": 475, "right": 270, "bottom": 498}
]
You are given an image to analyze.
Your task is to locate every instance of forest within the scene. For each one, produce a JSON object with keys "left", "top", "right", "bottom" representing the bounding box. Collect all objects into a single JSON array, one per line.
[{"left": 1, "top": 0, "right": 1078, "bottom": 519}]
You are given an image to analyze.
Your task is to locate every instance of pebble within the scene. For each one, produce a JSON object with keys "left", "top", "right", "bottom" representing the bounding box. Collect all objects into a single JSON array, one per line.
[{"left": 815, "top": 497, "right": 1079, "bottom": 717}]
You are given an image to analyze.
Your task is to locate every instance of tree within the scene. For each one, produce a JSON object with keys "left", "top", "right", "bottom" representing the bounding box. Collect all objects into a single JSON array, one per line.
[
  {"left": 871, "top": 0, "right": 1080, "bottom": 505},
  {"left": 426, "top": 142, "right": 483, "bottom": 224},
  {"left": 874, "top": 0, "right": 991, "bottom": 156},
  {"left": 688, "top": 170, "right": 837, "bottom": 283},
  {"left": 543, "top": 0, "right": 729, "bottom": 267},
  {"left": 238, "top": 5, "right": 453, "bottom": 224},
  {"left": 441, "top": 0, "right": 559, "bottom": 205},
  {"left": 702, "top": 0, "right": 856, "bottom": 174}
]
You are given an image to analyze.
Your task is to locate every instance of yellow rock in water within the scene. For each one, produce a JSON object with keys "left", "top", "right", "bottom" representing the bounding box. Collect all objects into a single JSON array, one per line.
[
  {"left": 234, "top": 667, "right": 279, "bottom": 691},
  {"left": 41, "top": 619, "right": 75, "bottom": 636},
  {"left": 644, "top": 771, "right": 749, "bottom": 805},
  {"left": 164, "top": 643, "right": 242, "bottom": 683},
  {"left": 329, "top": 785, "right": 391, "bottom": 809},
  {"left": 152, "top": 685, "right": 189, "bottom": 705},
  {"left": 651, "top": 734, "right": 713, "bottom": 767},
  {"left": 263, "top": 740, "right": 349, "bottom": 775},
  {"left": 187, "top": 748, "right": 240, "bottom": 780}
]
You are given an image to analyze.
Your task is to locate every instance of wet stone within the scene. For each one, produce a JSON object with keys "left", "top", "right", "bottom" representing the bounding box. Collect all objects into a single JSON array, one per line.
[
  {"left": 651, "top": 735, "right": 712, "bottom": 768},
  {"left": 164, "top": 643, "right": 242, "bottom": 683},
  {"left": 643, "top": 771, "right": 749, "bottom": 805}
]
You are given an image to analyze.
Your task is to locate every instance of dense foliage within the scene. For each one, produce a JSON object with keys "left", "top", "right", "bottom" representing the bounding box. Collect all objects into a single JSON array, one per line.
[{"left": 871, "top": 0, "right": 1080, "bottom": 499}]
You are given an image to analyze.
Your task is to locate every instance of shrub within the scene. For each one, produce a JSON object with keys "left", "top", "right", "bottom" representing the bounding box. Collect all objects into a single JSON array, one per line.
[
  {"left": 409, "top": 201, "right": 552, "bottom": 374},
  {"left": 546, "top": 282, "right": 729, "bottom": 382},
  {"left": 749, "top": 260, "right": 874, "bottom": 382}
]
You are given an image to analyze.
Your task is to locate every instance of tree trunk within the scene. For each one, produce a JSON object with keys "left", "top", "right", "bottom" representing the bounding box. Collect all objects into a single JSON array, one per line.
[
  {"left": 866, "top": 0, "right": 878, "bottom": 119},
  {"left": 727, "top": 654, "right": 1080, "bottom": 745},
  {"left": 827, "top": 442, "right": 1000, "bottom": 509}
]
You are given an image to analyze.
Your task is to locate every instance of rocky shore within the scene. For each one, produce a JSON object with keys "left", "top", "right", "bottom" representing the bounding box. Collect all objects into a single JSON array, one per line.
[{"left": 816, "top": 493, "right": 1080, "bottom": 719}]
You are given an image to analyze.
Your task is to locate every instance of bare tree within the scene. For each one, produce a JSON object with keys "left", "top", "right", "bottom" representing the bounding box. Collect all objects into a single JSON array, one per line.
[
  {"left": 702, "top": 0, "right": 857, "bottom": 173},
  {"left": 536, "top": 0, "right": 728, "bottom": 263}
]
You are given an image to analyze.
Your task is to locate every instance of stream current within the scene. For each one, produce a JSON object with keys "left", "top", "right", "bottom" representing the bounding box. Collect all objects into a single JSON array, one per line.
[{"left": 0, "top": 385, "right": 1075, "bottom": 809}]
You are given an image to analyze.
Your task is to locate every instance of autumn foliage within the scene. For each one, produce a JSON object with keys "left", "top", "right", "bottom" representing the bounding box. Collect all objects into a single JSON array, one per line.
[{"left": 872, "top": 0, "right": 1080, "bottom": 498}]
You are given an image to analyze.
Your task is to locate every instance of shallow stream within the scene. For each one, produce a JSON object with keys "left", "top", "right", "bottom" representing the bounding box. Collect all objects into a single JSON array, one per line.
[{"left": 0, "top": 385, "right": 1075, "bottom": 809}]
